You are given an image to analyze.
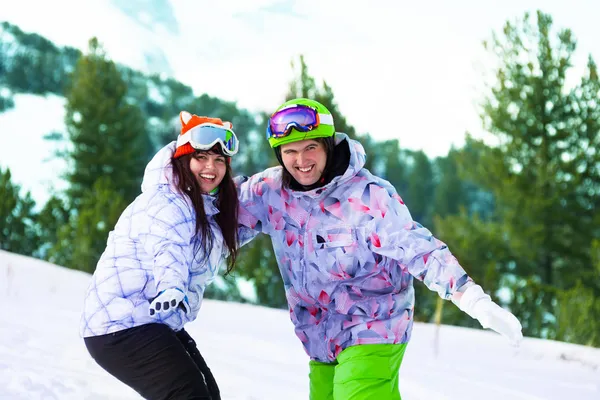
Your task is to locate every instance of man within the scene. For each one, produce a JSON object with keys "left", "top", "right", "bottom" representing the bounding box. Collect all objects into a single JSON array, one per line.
[{"left": 237, "top": 98, "right": 522, "bottom": 400}]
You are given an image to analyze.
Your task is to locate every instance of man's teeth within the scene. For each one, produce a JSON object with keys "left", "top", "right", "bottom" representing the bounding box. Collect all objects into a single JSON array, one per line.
[
  {"left": 200, "top": 174, "right": 215, "bottom": 179},
  {"left": 298, "top": 166, "right": 313, "bottom": 172}
]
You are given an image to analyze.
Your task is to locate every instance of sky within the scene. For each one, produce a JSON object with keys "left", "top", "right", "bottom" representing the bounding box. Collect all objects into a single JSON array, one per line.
[
  {"left": 0, "top": 0, "right": 599, "bottom": 203},
  {"left": 1, "top": 248, "right": 600, "bottom": 399}
]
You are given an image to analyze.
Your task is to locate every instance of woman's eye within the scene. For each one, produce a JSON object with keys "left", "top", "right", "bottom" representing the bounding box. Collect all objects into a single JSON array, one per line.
[{"left": 216, "top": 158, "right": 226, "bottom": 163}]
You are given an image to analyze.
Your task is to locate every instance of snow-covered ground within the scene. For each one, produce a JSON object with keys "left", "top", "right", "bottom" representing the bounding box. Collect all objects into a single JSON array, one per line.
[{"left": 0, "top": 249, "right": 599, "bottom": 399}]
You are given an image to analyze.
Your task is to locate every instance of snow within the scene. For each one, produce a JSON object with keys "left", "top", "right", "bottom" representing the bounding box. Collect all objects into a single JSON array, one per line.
[
  {"left": 1, "top": 249, "right": 599, "bottom": 399},
  {"left": 0, "top": 94, "right": 69, "bottom": 207}
]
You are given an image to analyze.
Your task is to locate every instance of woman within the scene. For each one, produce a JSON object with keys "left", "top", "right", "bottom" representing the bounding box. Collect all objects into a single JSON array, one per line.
[{"left": 80, "top": 111, "right": 240, "bottom": 400}]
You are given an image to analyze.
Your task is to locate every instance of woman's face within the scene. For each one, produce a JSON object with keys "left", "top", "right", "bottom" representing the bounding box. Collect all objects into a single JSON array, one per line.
[{"left": 189, "top": 151, "right": 227, "bottom": 193}]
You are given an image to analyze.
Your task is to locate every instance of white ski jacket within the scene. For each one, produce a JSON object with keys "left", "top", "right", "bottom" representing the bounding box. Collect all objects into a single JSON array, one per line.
[{"left": 80, "top": 142, "right": 225, "bottom": 337}]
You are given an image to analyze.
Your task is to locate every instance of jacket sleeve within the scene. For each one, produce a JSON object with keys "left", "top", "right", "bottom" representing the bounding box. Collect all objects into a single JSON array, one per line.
[
  {"left": 138, "top": 195, "right": 195, "bottom": 294},
  {"left": 235, "top": 174, "right": 268, "bottom": 245},
  {"left": 365, "top": 183, "right": 473, "bottom": 300}
]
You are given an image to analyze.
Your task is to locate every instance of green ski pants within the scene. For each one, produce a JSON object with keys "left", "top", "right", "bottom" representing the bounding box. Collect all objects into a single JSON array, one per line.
[{"left": 308, "top": 343, "right": 407, "bottom": 400}]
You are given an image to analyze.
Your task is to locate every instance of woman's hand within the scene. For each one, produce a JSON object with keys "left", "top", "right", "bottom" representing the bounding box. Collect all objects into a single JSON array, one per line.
[{"left": 149, "top": 288, "right": 190, "bottom": 316}]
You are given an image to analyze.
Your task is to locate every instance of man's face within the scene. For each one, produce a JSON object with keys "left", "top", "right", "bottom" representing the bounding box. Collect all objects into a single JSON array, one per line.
[{"left": 280, "top": 139, "right": 327, "bottom": 186}]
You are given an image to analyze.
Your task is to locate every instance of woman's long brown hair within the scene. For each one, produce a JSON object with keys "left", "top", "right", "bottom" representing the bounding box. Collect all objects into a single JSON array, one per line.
[{"left": 171, "top": 148, "right": 239, "bottom": 274}]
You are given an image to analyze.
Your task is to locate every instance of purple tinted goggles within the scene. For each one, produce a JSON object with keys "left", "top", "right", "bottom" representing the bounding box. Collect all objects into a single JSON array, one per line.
[{"left": 266, "top": 105, "right": 334, "bottom": 139}]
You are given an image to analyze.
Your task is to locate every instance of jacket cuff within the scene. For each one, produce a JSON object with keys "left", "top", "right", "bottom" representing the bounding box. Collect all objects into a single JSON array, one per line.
[{"left": 452, "top": 284, "right": 491, "bottom": 319}]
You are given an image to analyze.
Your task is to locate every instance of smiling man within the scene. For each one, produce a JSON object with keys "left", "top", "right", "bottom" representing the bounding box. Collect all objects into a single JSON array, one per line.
[
  {"left": 236, "top": 98, "right": 522, "bottom": 400},
  {"left": 279, "top": 139, "right": 326, "bottom": 186}
]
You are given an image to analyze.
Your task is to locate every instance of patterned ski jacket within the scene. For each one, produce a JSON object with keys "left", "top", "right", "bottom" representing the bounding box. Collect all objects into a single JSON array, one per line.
[
  {"left": 80, "top": 142, "right": 225, "bottom": 337},
  {"left": 237, "top": 133, "right": 473, "bottom": 362}
]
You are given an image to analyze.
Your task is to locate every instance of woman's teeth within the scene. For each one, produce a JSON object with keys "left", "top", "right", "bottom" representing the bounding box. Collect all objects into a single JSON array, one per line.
[
  {"left": 298, "top": 166, "right": 313, "bottom": 173},
  {"left": 200, "top": 174, "right": 215, "bottom": 180}
]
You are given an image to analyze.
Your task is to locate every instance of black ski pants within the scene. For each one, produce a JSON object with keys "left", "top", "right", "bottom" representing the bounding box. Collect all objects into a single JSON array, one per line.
[{"left": 84, "top": 323, "right": 220, "bottom": 400}]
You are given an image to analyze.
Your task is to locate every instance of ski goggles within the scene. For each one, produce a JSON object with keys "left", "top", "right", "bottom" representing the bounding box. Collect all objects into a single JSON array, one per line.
[
  {"left": 177, "top": 123, "right": 239, "bottom": 156},
  {"left": 266, "top": 105, "right": 334, "bottom": 139}
]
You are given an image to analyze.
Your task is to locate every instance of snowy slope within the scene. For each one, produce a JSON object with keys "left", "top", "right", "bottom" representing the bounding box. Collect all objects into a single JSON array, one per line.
[{"left": 1, "top": 249, "right": 599, "bottom": 400}]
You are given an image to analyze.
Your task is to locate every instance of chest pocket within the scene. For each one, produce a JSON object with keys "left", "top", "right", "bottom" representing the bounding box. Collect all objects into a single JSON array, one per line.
[
  {"left": 305, "top": 226, "right": 392, "bottom": 301},
  {"left": 304, "top": 226, "right": 360, "bottom": 296},
  {"left": 314, "top": 229, "right": 355, "bottom": 249}
]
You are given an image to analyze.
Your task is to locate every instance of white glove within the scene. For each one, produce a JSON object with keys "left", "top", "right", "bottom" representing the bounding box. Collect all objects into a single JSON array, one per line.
[
  {"left": 454, "top": 285, "right": 523, "bottom": 345},
  {"left": 149, "top": 288, "right": 190, "bottom": 317}
]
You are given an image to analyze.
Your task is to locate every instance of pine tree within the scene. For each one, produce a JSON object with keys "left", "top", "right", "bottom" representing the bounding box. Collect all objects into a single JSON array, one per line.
[
  {"left": 36, "top": 195, "right": 70, "bottom": 260},
  {"left": 49, "top": 178, "right": 127, "bottom": 272},
  {"left": 437, "top": 11, "right": 600, "bottom": 340},
  {"left": 287, "top": 55, "right": 357, "bottom": 139},
  {"left": 433, "top": 148, "right": 469, "bottom": 217},
  {"left": 50, "top": 37, "right": 151, "bottom": 270},
  {"left": 0, "top": 167, "right": 39, "bottom": 256},
  {"left": 64, "top": 37, "right": 151, "bottom": 207},
  {"left": 405, "top": 150, "right": 434, "bottom": 227}
]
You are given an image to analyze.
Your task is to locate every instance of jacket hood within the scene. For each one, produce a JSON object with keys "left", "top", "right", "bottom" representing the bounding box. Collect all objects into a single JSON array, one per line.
[
  {"left": 140, "top": 141, "right": 219, "bottom": 216},
  {"left": 141, "top": 141, "right": 178, "bottom": 193}
]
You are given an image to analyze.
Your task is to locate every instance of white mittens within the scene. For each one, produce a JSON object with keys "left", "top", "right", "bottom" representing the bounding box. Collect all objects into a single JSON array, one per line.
[
  {"left": 454, "top": 285, "right": 523, "bottom": 345},
  {"left": 149, "top": 288, "right": 190, "bottom": 316}
]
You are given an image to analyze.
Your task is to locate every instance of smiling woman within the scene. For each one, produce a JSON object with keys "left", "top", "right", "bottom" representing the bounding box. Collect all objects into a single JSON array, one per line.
[{"left": 80, "top": 111, "right": 241, "bottom": 400}]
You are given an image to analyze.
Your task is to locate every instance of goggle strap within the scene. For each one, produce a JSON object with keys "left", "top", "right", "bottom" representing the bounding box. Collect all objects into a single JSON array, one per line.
[
  {"left": 176, "top": 130, "right": 192, "bottom": 148},
  {"left": 318, "top": 113, "right": 334, "bottom": 125}
]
